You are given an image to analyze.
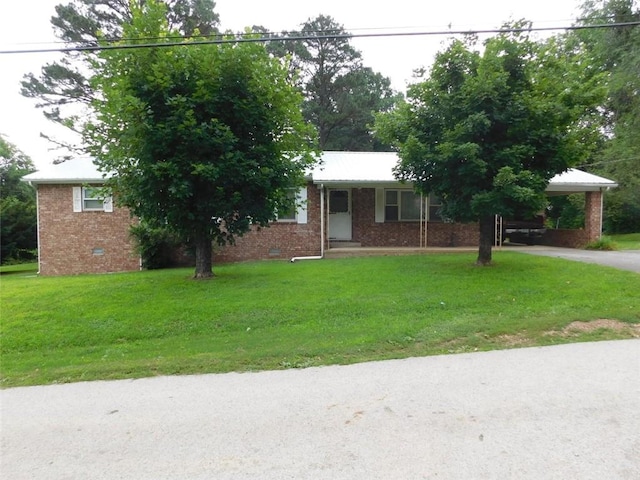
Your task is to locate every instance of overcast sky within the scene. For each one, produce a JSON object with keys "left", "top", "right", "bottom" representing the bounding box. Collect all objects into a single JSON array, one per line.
[{"left": 0, "top": 0, "right": 581, "bottom": 169}]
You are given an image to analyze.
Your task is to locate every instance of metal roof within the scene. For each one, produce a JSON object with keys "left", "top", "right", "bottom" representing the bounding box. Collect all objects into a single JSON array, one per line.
[
  {"left": 22, "top": 157, "right": 109, "bottom": 185},
  {"left": 24, "top": 152, "right": 617, "bottom": 192},
  {"left": 546, "top": 168, "right": 618, "bottom": 193},
  {"left": 310, "top": 151, "right": 398, "bottom": 184},
  {"left": 311, "top": 152, "right": 618, "bottom": 192}
]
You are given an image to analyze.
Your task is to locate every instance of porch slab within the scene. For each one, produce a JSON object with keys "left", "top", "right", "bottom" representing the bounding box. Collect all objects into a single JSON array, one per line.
[{"left": 324, "top": 247, "right": 477, "bottom": 258}]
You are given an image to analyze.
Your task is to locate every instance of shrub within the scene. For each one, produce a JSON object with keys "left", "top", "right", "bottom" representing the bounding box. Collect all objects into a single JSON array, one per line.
[
  {"left": 130, "top": 223, "right": 184, "bottom": 269},
  {"left": 585, "top": 235, "right": 618, "bottom": 251},
  {"left": 603, "top": 189, "right": 640, "bottom": 234}
]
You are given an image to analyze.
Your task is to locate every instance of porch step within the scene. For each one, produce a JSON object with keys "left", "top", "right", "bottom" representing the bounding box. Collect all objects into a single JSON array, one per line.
[{"left": 329, "top": 241, "right": 362, "bottom": 248}]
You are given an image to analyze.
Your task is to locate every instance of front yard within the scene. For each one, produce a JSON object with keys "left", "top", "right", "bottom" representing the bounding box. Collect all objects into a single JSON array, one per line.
[{"left": 1, "top": 251, "right": 639, "bottom": 387}]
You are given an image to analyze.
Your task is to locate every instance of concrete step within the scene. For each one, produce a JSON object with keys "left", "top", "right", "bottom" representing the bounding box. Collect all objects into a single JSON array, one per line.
[{"left": 329, "top": 241, "right": 362, "bottom": 248}]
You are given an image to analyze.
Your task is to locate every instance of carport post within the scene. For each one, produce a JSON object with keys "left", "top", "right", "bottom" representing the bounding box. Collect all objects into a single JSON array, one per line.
[{"left": 584, "top": 190, "right": 604, "bottom": 243}]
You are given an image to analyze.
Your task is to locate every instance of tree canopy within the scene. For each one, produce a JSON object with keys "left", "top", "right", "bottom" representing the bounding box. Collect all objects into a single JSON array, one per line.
[
  {"left": 23, "top": 4, "right": 400, "bottom": 155},
  {"left": 575, "top": 0, "right": 640, "bottom": 233},
  {"left": 84, "top": 0, "right": 317, "bottom": 278},
  {"left": 376, "top": 27, "right": 605, "bottom": 265},
  {"left": 260, "top": 15, "right": 401, "bottom": 151},
  {"left": 21, "top": 0, "right": 219, "bottom": 158}
]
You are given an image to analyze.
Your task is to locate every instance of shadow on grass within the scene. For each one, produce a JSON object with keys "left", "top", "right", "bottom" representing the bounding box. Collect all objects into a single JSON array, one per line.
[{"left": 0, "top": 263, "right": 38, "bottom": 276}]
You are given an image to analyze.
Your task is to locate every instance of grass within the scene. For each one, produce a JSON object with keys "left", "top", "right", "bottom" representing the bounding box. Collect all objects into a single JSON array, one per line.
[
  {"left": 610, "top": 233, "right": 640, "bottom": 250},
  {"left": 1, "top": 252, "right": 639, "bottom": 387}
]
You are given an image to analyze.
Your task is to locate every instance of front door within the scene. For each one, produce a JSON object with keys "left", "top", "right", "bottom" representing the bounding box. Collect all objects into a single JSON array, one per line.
[{"left": 328, "top": 189, "right": 352, "bottom": 240}]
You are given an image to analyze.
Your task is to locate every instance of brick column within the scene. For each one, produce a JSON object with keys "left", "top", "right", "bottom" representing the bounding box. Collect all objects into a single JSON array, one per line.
[{"left": 584, "top": 190, "right": 603, "bottom": 243}]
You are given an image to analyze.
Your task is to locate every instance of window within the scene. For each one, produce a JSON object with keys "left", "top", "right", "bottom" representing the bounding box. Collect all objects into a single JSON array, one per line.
[
  {"left": 277, "top": 190, "right": 297, "bottom": 221},
  {"left": 276, "top": 187, "right": 308, "bottom": 224},
  {"left": 329, "top": 190, "right": 349, "bottom": 214},
  {"left": 385, "top": 190, "right": 423, "bottom": 221},
  {"left": 72, "top": 186, "right": 113, "bottom": 213},
  {"left": 82, "top": 187, "right": 105, "bottom": 211},
  {"left": 428, "top": 193, "right": 443, "bottom": 222}
]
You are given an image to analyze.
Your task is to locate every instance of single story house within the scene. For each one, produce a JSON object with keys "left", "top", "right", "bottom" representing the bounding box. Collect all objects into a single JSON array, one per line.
[{"left": 23, "top": 152, "right": 618, "bottom": 275}]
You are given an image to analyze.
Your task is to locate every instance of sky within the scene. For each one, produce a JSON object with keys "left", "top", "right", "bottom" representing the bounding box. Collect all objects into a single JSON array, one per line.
[{"left": 0, "top": 0, "right": 582, "bottom": 170}]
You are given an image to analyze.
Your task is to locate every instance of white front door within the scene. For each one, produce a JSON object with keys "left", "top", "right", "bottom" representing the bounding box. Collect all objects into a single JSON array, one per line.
[{"left": 328, "top": 189, "right": 352, "bottom": 240}]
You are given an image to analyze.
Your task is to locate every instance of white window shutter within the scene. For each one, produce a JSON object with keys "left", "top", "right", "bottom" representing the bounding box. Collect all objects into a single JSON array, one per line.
[
  {"left": 103, "top": 195, "right": 113, "bottom": 213},
  {"left": 375, "top": 188, "right": 385, "bottom": 223},
  {"left": 296, "top": 187, "right": 308, "bottom": 224},
  {"left": 72, "top": 187, "right": 82, "bottom": 212}
]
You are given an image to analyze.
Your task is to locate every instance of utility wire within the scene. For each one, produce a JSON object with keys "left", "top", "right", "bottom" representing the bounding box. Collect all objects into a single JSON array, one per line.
[
  {"left": 0, "top": 13, "right": 627, "bottom": 47},
  {"left": 1, "top": 21, "right": 639, "bottom": 55}
]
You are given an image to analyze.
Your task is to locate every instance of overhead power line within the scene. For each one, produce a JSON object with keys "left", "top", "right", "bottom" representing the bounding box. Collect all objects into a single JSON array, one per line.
[
  {"left": 1, "top": 21, "right": 639, "bottom": 55},
  {"left": 0, "top": 13, "right": 625, "bottom": 48}
]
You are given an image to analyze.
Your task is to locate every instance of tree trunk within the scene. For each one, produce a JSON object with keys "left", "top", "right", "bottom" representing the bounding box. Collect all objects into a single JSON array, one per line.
[
  {"left": 193, "top": 231, "right": 214, "bottom": 279},
  {"left": 476, "top": 215, "right": 495, "bottom": 266}
]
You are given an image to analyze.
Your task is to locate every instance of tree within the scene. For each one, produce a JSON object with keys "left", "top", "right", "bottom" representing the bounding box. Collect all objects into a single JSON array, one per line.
[
  {"left": 84, "top": 0, "right": 317, "bottom": 278},
  {"left": 322, "top": 67, "right": 400, "bottom": 151},
  {"left": 575, "top": 0, "right": 640, "bottom": 233},
  {"left": 0, "top": 137, "right": 37, "bottom": 264},
  {"left": 261, "top": 15, "right": 401, "bottom": 151},
  {"left": 376, "top": 28, "right": 604, "bottom": 265},
  {"left": 21, "top": 0, "right": 219, "bottom": 157}
]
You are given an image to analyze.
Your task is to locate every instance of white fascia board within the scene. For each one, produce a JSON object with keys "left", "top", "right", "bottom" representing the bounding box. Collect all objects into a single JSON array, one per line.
[
  {"left": 316, "top": 181, "right": 410, "bottom": 189},
  {"left": 546, "top": 183, "right": 618, "bottom": 193},
  {"left": 23, "top": 177, "right": 109, "bottom": 186}
]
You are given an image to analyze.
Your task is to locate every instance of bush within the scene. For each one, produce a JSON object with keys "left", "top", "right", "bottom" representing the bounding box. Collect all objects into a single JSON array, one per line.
[
  {"left": 0, "top": 196, "right": 37, "bottom": 265},
  {"left": 130, "top": 223, "right": 184, "bottom": 270},
  {"left": 585, "top": 235, "right": 618, "bottom": 251},
  {"left": 603, "top": 189, "right": 640, "bottom": 234}
]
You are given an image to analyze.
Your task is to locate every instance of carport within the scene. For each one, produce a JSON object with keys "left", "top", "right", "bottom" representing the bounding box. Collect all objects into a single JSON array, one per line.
[{"left": 542, "top": 169, "right": 618, "bottom": 247}]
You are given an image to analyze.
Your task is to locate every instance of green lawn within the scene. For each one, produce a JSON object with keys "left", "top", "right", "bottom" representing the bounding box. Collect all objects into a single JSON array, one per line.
[
  {"left": 1, "top": 252, "right": 639, "bottom": 387},
  {"left": 610, "top": 233, "right": 640, "bottom": 250}
]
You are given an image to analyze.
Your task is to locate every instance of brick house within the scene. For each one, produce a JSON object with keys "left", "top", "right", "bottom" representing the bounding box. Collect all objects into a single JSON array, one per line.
[
  {"left": 23, "top": 152, "right": 617, "bottom": 275},
  {"left": 22, "top": 158, "right": 140, "bottom": 276}
]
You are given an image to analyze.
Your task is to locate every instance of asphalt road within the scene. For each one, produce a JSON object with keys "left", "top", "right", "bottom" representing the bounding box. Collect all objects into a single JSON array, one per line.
[
  {"left": 2, "top": 340, "right": 639, "bottom": 479},
  {"left": 512, "top": 246, "right": 640, "bottom": 273}
]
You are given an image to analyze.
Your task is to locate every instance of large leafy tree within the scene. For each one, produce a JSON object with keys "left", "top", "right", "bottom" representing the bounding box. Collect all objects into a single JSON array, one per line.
[
  {"left": 575, "top": 0, "right": 640, "bottom": 233},
  {"left": 21, "top": 0, "right": 219, "bottom": 157},
  {"left": 84, "top": 0, "right": 317, "bottom": 278},
  {"left": 261, "top": 15, "right": 400, "bottom": 151},
  {"left": 376, "top": 28, "right": 604, "bottom": 265},
  {"left": 0, "top": 137, "right": 37, "bottom": 264}
]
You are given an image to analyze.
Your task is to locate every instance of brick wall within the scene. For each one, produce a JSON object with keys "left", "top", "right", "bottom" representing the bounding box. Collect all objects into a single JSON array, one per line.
[
  {"left": 351, "top": 188, "right": 479, "bottom": 247},
  {"left": 425, "top": 222, "right": 480, "bottom": 247},
  {"left": 37, "top": 184, "right": 140, "bottom": 275},
  {"left": 541, "top": 229, "right": 589, "bottom": 248},
  {"left": 214, "top": 183, "right": 322, "bottom": 263}
]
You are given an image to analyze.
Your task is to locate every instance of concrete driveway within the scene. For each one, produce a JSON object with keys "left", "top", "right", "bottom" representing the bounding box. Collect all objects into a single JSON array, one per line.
[
  {"left": 509, "top": 246, "right": 640, "bottom": 273},
  {"left": 2, "top": 340, "right": 639, "bottom": 479}
]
